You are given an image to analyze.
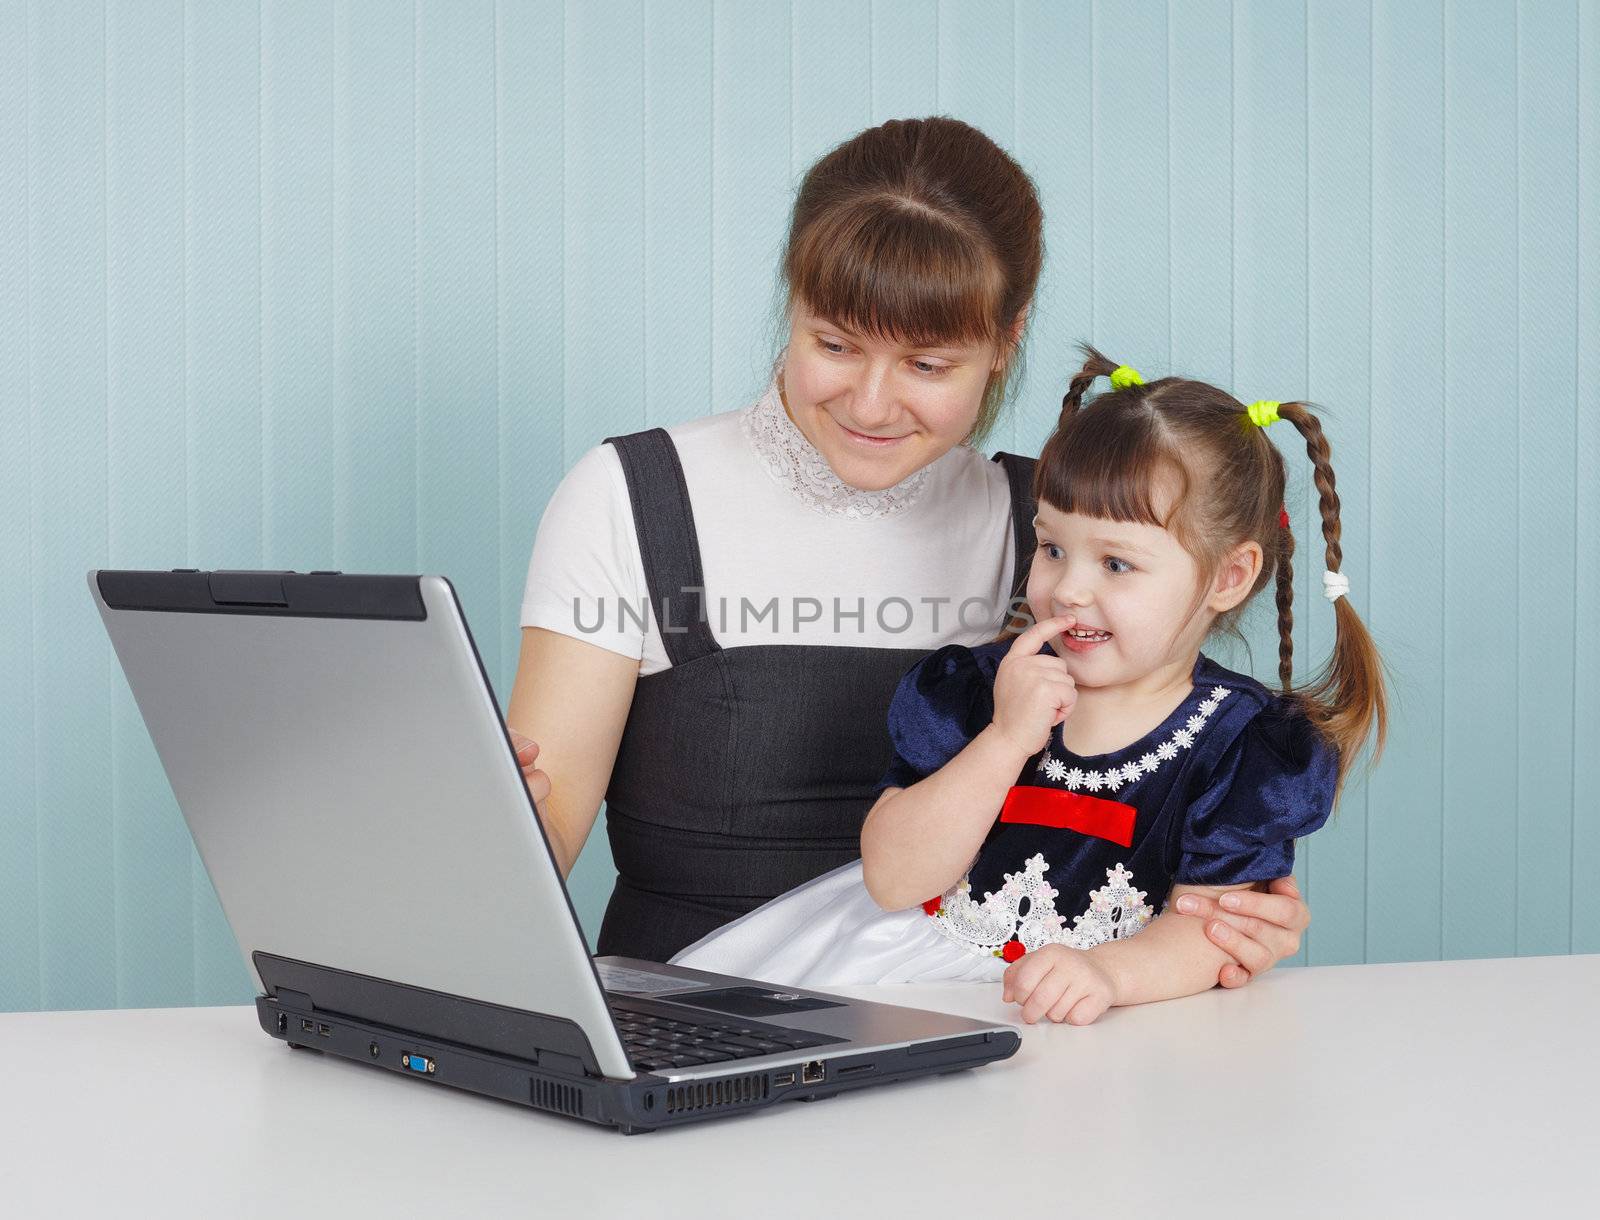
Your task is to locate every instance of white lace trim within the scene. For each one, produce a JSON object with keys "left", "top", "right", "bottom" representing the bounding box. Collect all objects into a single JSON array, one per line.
[
  {"left": 738, "top": 378, "right": 934, "bottom": 521},
  {"left": 927, "top": 854, "right": 1156, "bottom": 958},
  {"left": 1035, "top": 685, "right": 1232, "bottom": 792}
]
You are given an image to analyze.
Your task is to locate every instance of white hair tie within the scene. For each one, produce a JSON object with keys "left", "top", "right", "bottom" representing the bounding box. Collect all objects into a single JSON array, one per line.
[{"left": 1322, "top": 570, "right": 1350, "bottom": 602}]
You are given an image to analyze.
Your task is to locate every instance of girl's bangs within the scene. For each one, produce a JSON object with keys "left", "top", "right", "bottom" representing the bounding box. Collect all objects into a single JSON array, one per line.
[
  {"left": 1038, "top": 413, "right": 1189, "bottom": 532},
  {"left": 786, "top": 198, "right": 1005, "bottom": 346}
]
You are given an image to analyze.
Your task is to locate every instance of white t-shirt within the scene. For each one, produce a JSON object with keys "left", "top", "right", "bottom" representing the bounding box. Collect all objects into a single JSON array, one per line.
[{"left": 520, "top": 379, "right": 1022, "bottom": 676}]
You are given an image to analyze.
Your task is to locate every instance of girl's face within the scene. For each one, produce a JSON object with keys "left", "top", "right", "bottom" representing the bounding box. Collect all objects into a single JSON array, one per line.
[
  {"left": 779, "top": 302, "right": 1006, "bottom": 491},
  {"left": 1026, "top": 495, "right": 1238, "bottom": 691}
]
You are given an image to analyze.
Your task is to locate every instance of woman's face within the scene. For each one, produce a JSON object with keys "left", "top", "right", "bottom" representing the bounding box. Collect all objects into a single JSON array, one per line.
[{"left": 779, "top": 301, "right": 1006, "bottom": 491}]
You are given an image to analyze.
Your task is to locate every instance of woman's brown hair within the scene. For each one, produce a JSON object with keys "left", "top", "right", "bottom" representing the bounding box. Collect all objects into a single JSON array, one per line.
[
  {"left": 782, "top": 117, "right": 1043, "bottom": 441},
  {"left": 1035, "top": 346, "right": 1388, "bottom": 786}
]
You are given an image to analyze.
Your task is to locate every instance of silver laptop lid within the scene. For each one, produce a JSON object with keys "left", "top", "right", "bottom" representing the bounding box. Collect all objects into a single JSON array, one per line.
[{"left": 89, "top": 570, "right": 633, "bottom": 1080}]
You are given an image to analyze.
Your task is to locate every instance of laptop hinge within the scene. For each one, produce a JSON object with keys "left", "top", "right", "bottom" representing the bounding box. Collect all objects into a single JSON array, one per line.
[
  {"left": 271, "top": 986, "right": 314, "bottom": 1012},
  {"left": 256, "top": 951, "right": 607, "bottom": 1079}
]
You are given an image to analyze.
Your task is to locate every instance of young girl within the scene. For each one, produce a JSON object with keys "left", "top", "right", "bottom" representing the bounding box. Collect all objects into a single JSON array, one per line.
[{"left": 670, "top": 347, "right": 1387, "bottom": 1025}]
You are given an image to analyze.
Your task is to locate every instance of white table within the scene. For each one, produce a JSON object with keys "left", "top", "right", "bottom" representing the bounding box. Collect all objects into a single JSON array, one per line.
[{"left": 2, "top": 955, "right": 1595, "bottom": 1218}]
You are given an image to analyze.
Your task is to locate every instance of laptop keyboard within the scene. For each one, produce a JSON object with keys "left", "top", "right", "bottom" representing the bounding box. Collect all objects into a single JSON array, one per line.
[{"left": 606, "top": 997, "right": 840, "bottom": 1072}]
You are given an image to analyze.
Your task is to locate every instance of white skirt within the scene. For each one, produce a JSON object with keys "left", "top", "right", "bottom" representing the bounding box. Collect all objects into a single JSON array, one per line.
[{"left": 668, "top": 860, "right": 1006, "bottom": 989}]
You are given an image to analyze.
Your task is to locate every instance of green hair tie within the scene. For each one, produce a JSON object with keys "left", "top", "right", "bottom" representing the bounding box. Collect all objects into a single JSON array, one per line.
[
  {"left": 1247, "top": 399, "right": 1281, "bottom": 428},
  {"left": 1109, "top": 365, "right": 1144, "bottom": 390}
]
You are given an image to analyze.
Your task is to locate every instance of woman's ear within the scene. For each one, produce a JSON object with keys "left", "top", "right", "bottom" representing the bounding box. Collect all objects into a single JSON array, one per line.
[
  {"left": 992, "top": 304, "right": 1031, "bottom": 373},
  {"left": 1208, "top": 540, "right": 1263, "bottom": 614},
  {"left": 1007, "top": 303, "right": 1030, "bottom": 345}
]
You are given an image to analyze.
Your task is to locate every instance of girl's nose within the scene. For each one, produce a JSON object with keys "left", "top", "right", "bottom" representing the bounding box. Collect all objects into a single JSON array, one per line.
[{"left": 1052, "top": 575, "right": 1092, "bottom": 610}]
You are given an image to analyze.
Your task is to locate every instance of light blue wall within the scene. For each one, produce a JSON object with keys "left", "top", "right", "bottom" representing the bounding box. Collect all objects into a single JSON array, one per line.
[{"left": 1, "top": 0, "right": 1596, "bottom": 1012}]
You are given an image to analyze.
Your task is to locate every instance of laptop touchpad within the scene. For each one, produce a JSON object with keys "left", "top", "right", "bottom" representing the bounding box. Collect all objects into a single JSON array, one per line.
[{"left": 674, "top": 986, "right": 846, "bottom": 1019}]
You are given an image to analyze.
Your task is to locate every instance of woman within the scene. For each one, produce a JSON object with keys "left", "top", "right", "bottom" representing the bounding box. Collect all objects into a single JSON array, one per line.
[{"left": 506, "top": 117, "right": 1309, "bottom": 980}]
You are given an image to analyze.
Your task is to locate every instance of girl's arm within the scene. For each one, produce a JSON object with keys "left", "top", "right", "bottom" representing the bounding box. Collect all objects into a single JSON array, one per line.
[
  {"left": 860, "top": 725, "right": 1036, "bottom": 911},
  {"left": 1003, "top": 881, "right": 1255, "bottom": 1024},
  {"left": 861, "top": 615, "right": 1077, "bottom": 912},
  {"left": 1085, "top": 881, "right": 1254, "bottom": 1005}
]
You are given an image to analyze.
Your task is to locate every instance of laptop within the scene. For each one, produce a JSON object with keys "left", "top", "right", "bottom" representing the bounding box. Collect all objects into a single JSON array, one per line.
[{"left": 89, "top": 569, "right": 1020, "bottom": 1134}]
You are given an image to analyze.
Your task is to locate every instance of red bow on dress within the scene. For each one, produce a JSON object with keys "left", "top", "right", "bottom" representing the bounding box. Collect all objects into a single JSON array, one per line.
[{"left": 998, "top": 785, "right": 1136, "bottom": 847}]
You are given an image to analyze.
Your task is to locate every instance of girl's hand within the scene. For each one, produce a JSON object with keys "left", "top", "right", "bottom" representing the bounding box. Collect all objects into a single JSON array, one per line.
[
  {"left": 991, "top": 614, "right": 1079, "bottom": 757},
  {"left": 1000, "top": 943, "right": 1118, "bottom": 1025},
  {"left": 1173, "top": 876, "right": 1311, "bottom": 986}
]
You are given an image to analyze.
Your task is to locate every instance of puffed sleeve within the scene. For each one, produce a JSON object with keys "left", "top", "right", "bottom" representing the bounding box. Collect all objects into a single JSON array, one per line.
[
  {"left": 1174, "top": 701, "right": 1338, "bottom": 886},
  {"left": 519, "top": 442, "right": 649, "bottom": 662},
  {"left": 874, "top": 643, "right": 1002, "bottom": 793}
]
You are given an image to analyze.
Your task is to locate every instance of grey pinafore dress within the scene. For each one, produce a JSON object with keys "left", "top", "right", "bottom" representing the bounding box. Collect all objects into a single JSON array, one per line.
[{"left": 596, "top": 427, "right": 1037, "bottom": 961}]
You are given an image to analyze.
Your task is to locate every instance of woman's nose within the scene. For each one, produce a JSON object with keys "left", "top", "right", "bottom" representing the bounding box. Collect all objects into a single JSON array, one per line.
[{"left": 849, "top": 366, "right": 897, "bottom": 428}]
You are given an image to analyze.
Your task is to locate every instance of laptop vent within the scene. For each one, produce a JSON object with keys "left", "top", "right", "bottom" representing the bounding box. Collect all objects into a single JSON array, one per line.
[
  {"left": 664, "top": 1073, "right": 770, "bottom": 1116},
  {"left": 530, "top": 1078, "right": 584, "bottom": 1118}
]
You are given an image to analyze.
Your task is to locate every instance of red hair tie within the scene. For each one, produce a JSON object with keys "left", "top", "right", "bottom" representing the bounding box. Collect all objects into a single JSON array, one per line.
[{"left": 1278, "top": 505, "right": 1290, "bottom": 529}]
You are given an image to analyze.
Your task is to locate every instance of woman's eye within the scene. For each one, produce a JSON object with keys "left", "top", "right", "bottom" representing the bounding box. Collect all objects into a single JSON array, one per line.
[
  {"left": 818, "top": 338, "right": 848, "bottom": 355},
  {"left": 1103, "top": 556, "right": 1134, "bottom": 575},
  {"left": 911, "top": 359, "right": 948, "bottom": 375}
]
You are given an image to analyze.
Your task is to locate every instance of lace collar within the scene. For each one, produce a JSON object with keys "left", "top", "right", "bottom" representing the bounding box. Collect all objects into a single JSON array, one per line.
[{"left": 738, "top": 378, "right": 934, "bottom": 521}]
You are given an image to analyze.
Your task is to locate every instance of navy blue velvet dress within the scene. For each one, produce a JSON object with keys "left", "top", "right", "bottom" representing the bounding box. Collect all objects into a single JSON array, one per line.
[
  {"left": 877, "top": 642, "right": 1338, "bottom": 959},
  {"left": 671, "top": 641, "right": 1337, "bottom": 985}
]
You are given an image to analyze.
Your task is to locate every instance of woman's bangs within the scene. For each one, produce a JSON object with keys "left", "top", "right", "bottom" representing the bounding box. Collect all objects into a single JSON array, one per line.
[{"left": 787, "top": 199, "right": 1004, "bottom": 347}]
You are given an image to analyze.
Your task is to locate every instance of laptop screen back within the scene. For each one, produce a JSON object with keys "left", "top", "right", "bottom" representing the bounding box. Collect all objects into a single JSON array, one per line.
[{"left": 89, "top": 570, "right": 632, "bottom": 1079}]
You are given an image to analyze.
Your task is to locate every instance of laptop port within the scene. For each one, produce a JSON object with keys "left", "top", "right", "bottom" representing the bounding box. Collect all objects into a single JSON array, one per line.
[
  {"left": 276, "top": 1013, "right": 288, "bottom": 1033},
  {"left": 300, "top": 1018, "right": 315, "bottom": 1033},
  {"left": 317, "top": 1023, "right": 331, "bottom": 1037},
  {"left": 401, "top": 1053, "right": 436, "bottom": 1075},
  {"left": 773, "top": 1072, "right": 795, "bottom": 1087},
  {"left": 801, "top": 1060, "right": 825, "bottom": 1085}
]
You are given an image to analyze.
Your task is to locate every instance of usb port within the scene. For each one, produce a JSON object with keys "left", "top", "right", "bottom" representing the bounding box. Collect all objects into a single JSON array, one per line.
[
  {"left": 773, "top": 1072, "right": 795, "bottom": 1087},
  {"left": 300, "top": 1019, "right": 315, "bottom": 1033},
  {"left": 317, "top": 1023, "right": 331, "bottom": 1037}
]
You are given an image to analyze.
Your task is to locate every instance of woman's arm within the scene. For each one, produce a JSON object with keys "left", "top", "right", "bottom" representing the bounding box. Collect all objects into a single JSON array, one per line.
[
  {"left": 1175, "top": 877, "right": 1312, "bottom": 987},
  {"left": 504, "top": 626, "right": 638, "bottom": 878}
]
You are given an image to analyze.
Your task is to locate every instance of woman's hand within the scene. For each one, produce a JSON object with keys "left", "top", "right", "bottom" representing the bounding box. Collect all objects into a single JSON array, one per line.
[
  {"left": 508, "top": 726, "right": 576, "bottom": 872},
  {"left": 503, "top": 627, "right": 640, "bottom": 878},
  {"left": 1001, "top": 943, "right": 1118, "bottom": 1025},
  {"left": 991, "top": 614, "right": 1079, "bottom": 758},
  {"left": 507, "top": 728, "right": 553, "bottom": 809},
  {"left": 1173, "top": 876, "right": 1311, "bottom": 987}
]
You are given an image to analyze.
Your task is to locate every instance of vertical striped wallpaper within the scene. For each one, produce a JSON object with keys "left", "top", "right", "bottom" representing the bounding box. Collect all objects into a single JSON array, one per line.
[{"left": 1, "top": 0, "right": 1595, "bottom": 1012}]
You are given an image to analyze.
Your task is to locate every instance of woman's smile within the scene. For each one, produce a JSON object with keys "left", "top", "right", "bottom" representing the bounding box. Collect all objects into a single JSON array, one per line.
[{"left": 835, "top": 418, "right": 914, "bottom": 448}]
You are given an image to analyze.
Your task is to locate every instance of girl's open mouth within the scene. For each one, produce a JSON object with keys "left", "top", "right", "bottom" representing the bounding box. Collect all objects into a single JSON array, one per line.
[{"left": 1061, "top": 626, "right": 1112, "bottom": 653}]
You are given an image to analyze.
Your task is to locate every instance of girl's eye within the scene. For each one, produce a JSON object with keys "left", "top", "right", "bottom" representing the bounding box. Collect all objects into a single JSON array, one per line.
[
  {"left": 911, "top": 358, "right": 949, "bottom": 376},
  {"left": 1038, "top": 543, "right": 1063, "bottom": 562},
  {"left": 818, "top": 337, "right": 849, "bottom": 355},
  {"left": 1103, "top": 556, "right": 1134, "bottom": 575}
]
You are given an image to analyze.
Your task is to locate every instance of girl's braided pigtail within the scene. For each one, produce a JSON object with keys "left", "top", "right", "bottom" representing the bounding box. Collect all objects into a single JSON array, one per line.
[
  {"left": 1274, "top": 509, "right": 1296, "bottom": 693},
  {"left": 1060, "top": 345, "right": 1122, "bottom": 423},
  {"left": 1277, "top": 402, "right": 1388, "bottom": 774}
]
